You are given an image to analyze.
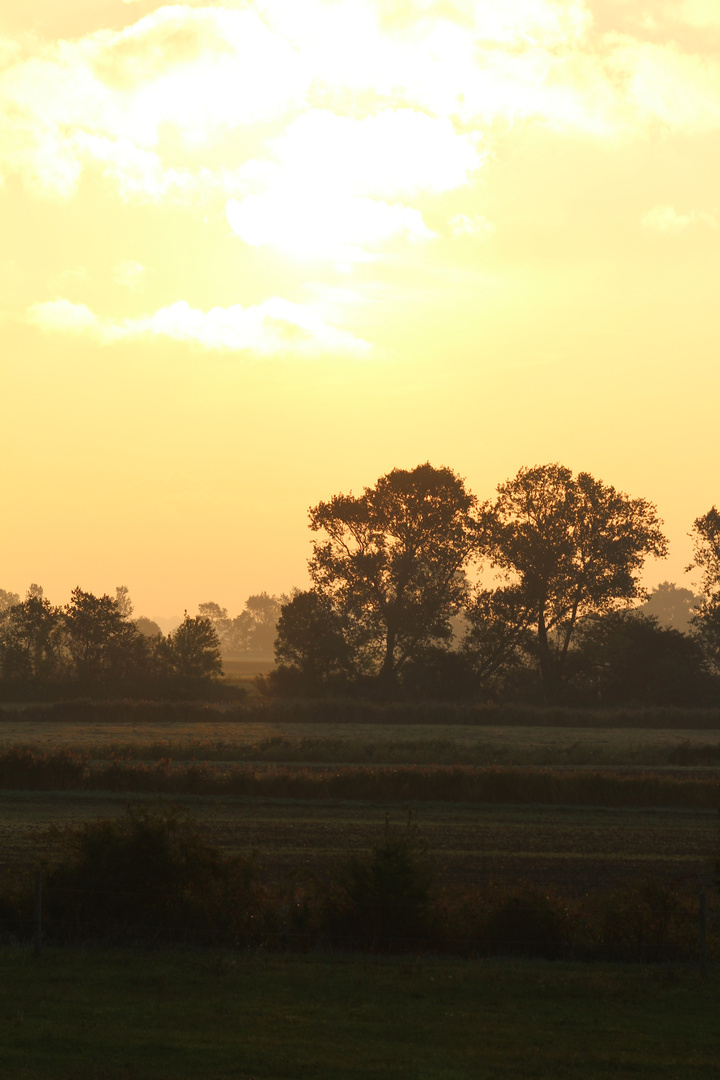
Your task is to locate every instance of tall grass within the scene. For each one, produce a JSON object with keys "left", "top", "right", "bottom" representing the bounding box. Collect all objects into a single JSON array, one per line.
[
  {"left": 3, "top": 699, "right": 720, "bottom": 728},
  {"left": 0, "top": 748, "right": 716, "bottom": 807}
]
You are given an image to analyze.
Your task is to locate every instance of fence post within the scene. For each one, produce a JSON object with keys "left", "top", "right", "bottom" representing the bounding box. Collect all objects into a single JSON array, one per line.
[
  {"left": 699, "top": 892, "right": 707, "bottom": 976},
  {"left": 34, "top": 870, "right": 42, "bottom": 956}
]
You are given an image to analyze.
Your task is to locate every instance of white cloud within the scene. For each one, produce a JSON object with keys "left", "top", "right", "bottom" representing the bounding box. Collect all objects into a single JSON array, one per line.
[
  {"left": 114, "top": 259, "right": 146, "bottom": 289},
  {"left": 449, "top": 212, "right": 495, "bottom": 237},
  {"left": 268, "top": 108, "right": 483, "bottom": 198},
  {"left": 3, "top": 0, "right": 720, "bottom": 218},
  {"left": 641, "top": 204, "right": 718, "bottom": 232},
  {"left": 27, "top": 298, "right": 98, "bottom": 333},
  {"left": 612, "top": 40, "right": 720, "bottom": 132},
  {"left": 226, "top": 190, "right": 433, "bottom": 261},
  {"left": 225, "top": 108, "right": 474, "bottom": 261},
  {"left": 25, "top": 296, "right": 372, "bottom": 357},
  {"left": 469, "top": 0, "right": 593, "bottom": 46}
]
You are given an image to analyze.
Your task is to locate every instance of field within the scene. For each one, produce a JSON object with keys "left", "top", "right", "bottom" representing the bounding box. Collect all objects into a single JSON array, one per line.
[
  {"left": 2, "top": 716, "right": 720, "bottom": 765},
  {"left": 0, "top": 714, "right": 717, "bottom": 899},
  {"left": 0, "top": 951, "right": 718, "bottom": 1079}
]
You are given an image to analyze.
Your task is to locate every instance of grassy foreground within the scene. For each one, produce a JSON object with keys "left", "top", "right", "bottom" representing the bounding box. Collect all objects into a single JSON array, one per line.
[{"left": 0, "top": 951, "right": 717, "bottom": 1079}]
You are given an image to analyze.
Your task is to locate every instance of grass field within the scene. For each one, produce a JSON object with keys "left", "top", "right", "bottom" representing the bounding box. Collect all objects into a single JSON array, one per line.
[
  {"left": 0, "top": 951, "right": 718, "bottom": 1079},
  {"left": 1, "top": 790, "right": 716, "bottom": 898},
  {"left": 0, "top": 713, "right": 717, "bottom": 945},
  {"left": 2, "top": 718, "right": 720, "bottom": 767}
]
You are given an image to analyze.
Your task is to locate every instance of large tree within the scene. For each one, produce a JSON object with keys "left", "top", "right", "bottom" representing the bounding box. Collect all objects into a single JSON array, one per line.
[
  {"left": 166, "top": 615, "right": 223, "bottom": 683},
  {"left": 0, "top": 590, "right": 65, "bottom": 684},
  {"left": 478, "top": 463, "right": 668, "bottom": 701},
  {"left": 305, "top": 462, "right": 477, "bottom": 687},
  {"left": 687, "top": 506, "right": 720, "bottom": 669},
  {"left": 64, "top": 587, "right": 143, "bottom": 685}
]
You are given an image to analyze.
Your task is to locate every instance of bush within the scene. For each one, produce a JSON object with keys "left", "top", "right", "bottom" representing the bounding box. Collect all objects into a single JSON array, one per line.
[
  {"left": 482, "top": 886, "right": 569, "bottom": 959},
  {"left": 40, "top": 806, "right": 263, "bottom": 945},
  {"left": 320, "top": 817, "right": 435, "bottom": 952},
  {"left": 593, "top": 880, "right": 692, "bottom": 963}
]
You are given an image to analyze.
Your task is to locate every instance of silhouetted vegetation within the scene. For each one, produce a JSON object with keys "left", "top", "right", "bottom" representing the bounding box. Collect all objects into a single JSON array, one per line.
[
  {"left": 0, "top": 746, "right": 715, "bottom": 806},
  {"left": 0, "top": 586, "right": 228, "bottom": 700},
  {"left": 268, "top": 463, "right": 720, "bottom": 708},
  {"left": 0, "top": 808, "right": 712, "bottom": 962},
  {"left": 4, "top": 463, "right": 720, "bottom": 708}
]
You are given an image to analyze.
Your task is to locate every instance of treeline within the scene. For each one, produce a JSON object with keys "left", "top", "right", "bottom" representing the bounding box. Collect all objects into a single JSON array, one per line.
[
  {"left": 266, "top": 463, "right": 720, "bottom": 707},
  {"left": 4, "top": 461, "right": 720, "bottom": 706},
  {"left": 0, "top": 585, "right": 225, "bottom": 699}
]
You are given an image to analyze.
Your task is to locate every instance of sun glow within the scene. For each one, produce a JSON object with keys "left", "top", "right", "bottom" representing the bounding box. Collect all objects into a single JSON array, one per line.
[{"left": 2, "top": 0, "right": 720, "bottom": 614}]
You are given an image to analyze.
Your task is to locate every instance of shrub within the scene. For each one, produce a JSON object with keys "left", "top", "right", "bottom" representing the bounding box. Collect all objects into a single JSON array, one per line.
[
  {"left": 320, "top": 817, "right": 435, "bottom": 952},
  {"left": 41, "top": 806, "right": 263, "bottom": 945},
  {"left": 593, "top": 880, "right": 692, "bottom": 963},
  {"left": 482, "top": 886, "right": 569, "bottom": 959}
]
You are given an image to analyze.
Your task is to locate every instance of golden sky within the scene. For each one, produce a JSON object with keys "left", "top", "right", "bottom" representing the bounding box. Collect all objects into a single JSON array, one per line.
[{"left": 2, "top": 0, "right": 719, "bottom": 619}]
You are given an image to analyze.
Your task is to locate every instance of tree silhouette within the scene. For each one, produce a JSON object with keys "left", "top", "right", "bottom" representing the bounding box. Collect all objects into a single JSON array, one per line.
[
  {"left": 574, "top": 611, "right": 709, "bottom": 706},
  {"left": 64, "top": 587, "right": 142, "bottom": 685},
  {"left": 306, "top": 463, "right": 476, "bottom": 689},
  {"left": 166, "top": 615, "right": 222, "bottom": 683},
  {"left": 0, "top": 591, "right": 65, "bottom": 684},
  {"left": 272, "top": 589, "right": 354, "bottom": 693},
  {"left": 479, "top": 464, "right": 668, "bottom": 702},
  {"left": 687, "top": 507, "right": 720, "bottom": 670}
]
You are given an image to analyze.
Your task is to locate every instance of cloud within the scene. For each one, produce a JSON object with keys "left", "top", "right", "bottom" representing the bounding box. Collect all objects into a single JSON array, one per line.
[
  {"left": 225, "top": 108, "right": 476, "bottom": 261},
  {"left": 641, "top": 204, "right": 718, "bottom": 232},
  {"left": 25, "top": 296, "right": 373, "bottom": 357},
  {"left": 267, "top": 108, "right": 484, "bottom": 198},
  {"left": 449, "top": 212, "right": 495, "bottom": 238},
  {"left": 114, "top": 259, "right": 146, "bottom": 289},
  {"left": 226, "top": 190, "right": 433, "bottom": 261},
  {"left": 4, "top": 0, "right": 720, "bottom": 215},
  {"left": 612, "top": 40, "right": 720, "bottom": 132}
]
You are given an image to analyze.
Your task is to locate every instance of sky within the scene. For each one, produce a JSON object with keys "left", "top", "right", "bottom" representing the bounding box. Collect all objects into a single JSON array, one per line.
[{"left": 1, "top": 0, "right": 719, "bottom": 619}]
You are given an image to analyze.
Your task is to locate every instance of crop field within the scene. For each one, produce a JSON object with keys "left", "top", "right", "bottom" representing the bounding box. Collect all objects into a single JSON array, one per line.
[
  {"left": 1, "top": 790, "right": 716, "bottom": 899},
  {"left": 0, "top": 712, "right": 717, "bottom": 906},
  {"left": 2, "top": 717, "right": 720, "bottom": 766}
]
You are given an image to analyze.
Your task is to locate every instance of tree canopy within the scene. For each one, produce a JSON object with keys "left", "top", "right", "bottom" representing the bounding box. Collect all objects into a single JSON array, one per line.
[
  {"left": 477, "top": 463, "right": 668, "bottom": 700},
  {"left": 278, "top": 463, "right": 477, "bottom": 689}
]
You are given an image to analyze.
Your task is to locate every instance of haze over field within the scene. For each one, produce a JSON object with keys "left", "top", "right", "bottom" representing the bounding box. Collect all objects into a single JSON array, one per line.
[{"left": 2, "top": 0, "right": 719, "bottom": 616}]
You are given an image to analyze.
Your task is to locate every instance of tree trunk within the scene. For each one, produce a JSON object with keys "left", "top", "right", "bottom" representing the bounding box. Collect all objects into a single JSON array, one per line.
[
  {"left": 536, "top": 606, "right": 559, "bottom": 705},
  {"left": 378, "top": 622, "right": 398, "bottom": 693}
]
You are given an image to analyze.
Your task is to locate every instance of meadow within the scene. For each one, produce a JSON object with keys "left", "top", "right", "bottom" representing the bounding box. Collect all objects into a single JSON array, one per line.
[
  {"left": 2, "top": 714, "right": 720, "bottom": 766},
  {"left": 0, "top": 704, "right": 717, "bottom": 962},
  {"left": 0, "top": 951, "right": 718, "bottom": 1079}
]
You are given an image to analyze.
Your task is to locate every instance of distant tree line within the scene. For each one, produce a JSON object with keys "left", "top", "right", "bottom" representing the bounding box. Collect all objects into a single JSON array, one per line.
[
  {"left": 268, "top": 462, "right": 720, "bottom": 707},
  {"left": 0, "top": 586, "right": 223, "bottom": 699},
  {"left": 3, "top": 462, "right": 719, "bottom": 706},
  {"left": 196, "top": 593, "right": 288, "bottom": 660}
]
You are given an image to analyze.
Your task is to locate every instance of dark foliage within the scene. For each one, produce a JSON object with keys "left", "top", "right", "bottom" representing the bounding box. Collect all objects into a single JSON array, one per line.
[
  {"left": 572, "top": 611, "right": 713, "bottom": 706},
  {"left": 319, "top": 819, "right": 434, "bottom": 952},
  {"left": 40, "top": 807, "right": 262, "bottom": 945}
]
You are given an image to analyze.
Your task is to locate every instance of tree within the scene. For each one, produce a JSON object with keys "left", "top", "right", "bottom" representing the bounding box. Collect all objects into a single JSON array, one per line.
[
  {"left": 573, "top": 611, "right": 710, "bottom": 706},
  {"left": 0, "top": 591, "right": 65, "bottom": 684},
  {"left": 114, "top": 585, "right": 133, "bottom": 619},
  {"left": 0, "top": 589, "right": 20, "bottom": 613},
  {"left": 271, "top": 589, "right": 354, "bottom": 693},
  {"left": 306, "top": 463, "right": 477, "bottom": 689},
  {"left": 688, "top": 507, "right": 720, "bottom": 598},
  {"left": 63, "top": 587, "right": 143, "bottom": 685},
  {"left": 635, "top": 581, "right": 700, "bottom": 632},
  {"left": 166, "top": 615, "right": 223, "bottom": 683},
  {"left": 687, "top": 507, "right": 720, "bottom": 670},
  {"left": 479, "top": 464, "right": 668, "bottom": 701},
  {"left": 197, "top": 602, "right": 231, "bottom": 649}
]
